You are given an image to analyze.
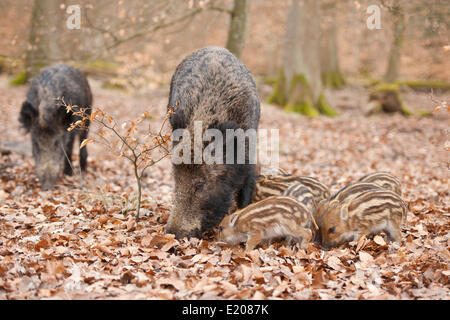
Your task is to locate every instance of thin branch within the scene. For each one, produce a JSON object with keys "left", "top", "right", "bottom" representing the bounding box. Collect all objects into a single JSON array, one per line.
[
  {"left": 103, "top": 7, "right": 204, "bottom": 51},
  {"left": 66, "top": 102, "right": 172, "bottom": 223},
  {"left": 84, "top": 10, "right": 120, "bottom": 44},
  {"left": 208, "top": 5, "right": 232, "bottom": 14},
  {"left": 99, "top": 119, "right": 138, "bottom": 159}
]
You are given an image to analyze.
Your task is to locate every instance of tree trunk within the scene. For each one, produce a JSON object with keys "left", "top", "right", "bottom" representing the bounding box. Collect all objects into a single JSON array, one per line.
[
  {"left": 320, "top": 3, "right": 345, "bottom": 88},
  {"left": 268, "top": 0, "right": 337, "bottom": 116},
  {"left": 225, "top": 0, "right": 250, "bottom": 59},
  {"left": 368, "top": 83, "right": 412, "bottom": 116},
  {"left": 25, "top": 0, "right": 63, "bottom": 78},
  {"left": 384, "top": 0, "right": 405, "bottom": 83},
  {"left": 284, "top": 0, "right": 321, "bottom": 101}
]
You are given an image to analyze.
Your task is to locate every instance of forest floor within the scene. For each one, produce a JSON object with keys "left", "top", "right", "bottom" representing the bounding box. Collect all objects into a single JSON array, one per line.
[{"left": 0, "top": 76, "right": 449, "bottom": 299}]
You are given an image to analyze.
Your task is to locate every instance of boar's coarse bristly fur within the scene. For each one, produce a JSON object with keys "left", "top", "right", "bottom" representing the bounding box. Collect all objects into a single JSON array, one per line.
[
  {"left": 166, "top": 47, "right": 261, "bottom": 239},
  {"left": 19, "top": 64, "right": 92, "bottom": 190}
]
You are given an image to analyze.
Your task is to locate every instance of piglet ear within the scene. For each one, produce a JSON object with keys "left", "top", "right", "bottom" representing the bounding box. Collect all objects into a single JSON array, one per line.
[
  {"left": 329, "top": 199, "right": 340, "bottom": 207},
  {"left": 339, "top": 204, "right": 349, "bottom": 221},
  {"left": 229, "top": 213, "right": 239, "bottom": 227},
  {"left": 169, "top": 110, "right": 186, "bottom": 130},
  {"left": 19, "top": 101, "right": 38, "bottom": 132},
  {"left": 315, "top": 199, "right": 328, "bottom": 217},
  {"left": 317, "top": 199, "right": 329, "bottom": 210}
]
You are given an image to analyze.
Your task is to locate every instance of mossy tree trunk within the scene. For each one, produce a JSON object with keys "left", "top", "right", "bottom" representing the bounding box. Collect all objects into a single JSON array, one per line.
[
  {"left": 383, "top": 0, "right": 405, "bottom": 83},
  {"left": 25, "top": 0, "right": 63, "bottom": 78},
  {"left": 267, "top": 69, "right": 287, "bottom": 106},
  {"left": 320, "top": 2, "right": 345, "bottom": 88},
  {"left": 285, "top": 74, "right": 319, "bottom": 117},
  {"left": 225, "top": 0, "right": 250, "bottom": 59},
  {"left": 368, "top": 83, "right": 412, "bottom": 116},
  {"left": 269, "top": 0, "right": 337, "bottom": 117}
]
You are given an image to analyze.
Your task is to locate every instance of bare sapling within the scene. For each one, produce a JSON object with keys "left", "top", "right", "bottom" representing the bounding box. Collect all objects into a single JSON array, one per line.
[{"left": 64, "top": 99, "right": 172, "bottom": 222}]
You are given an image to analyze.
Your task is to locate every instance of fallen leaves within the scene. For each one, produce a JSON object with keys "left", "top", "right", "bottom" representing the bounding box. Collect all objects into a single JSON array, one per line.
[
  {"left": 326, "top": 256, "right": 344, "bottom": 271},
  {"left": 0, "top": 83, "right": 449, "bottom": 300},
  {"left": 373, "top": 235, "right": 387, "bottom": 246},
  {"left": 34, "top": 235, "right": 52, "bottom": 251},
  {"left": 358, "top": 251, "right": 374, "bottom": 265},
  {"left": 149, "top": 234, "right": 177, "bottom": 251}
]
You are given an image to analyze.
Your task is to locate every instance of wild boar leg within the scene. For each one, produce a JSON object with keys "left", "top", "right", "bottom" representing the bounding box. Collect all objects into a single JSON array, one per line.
[
  {"left": 79, "top": 127, "right": 89, "bottom": 171},
  {"left": 63, "top": 131, "right": 75, "bottom": 175},
  {"left": 237, "top": 169, "right": 256, "bottom": 208}
]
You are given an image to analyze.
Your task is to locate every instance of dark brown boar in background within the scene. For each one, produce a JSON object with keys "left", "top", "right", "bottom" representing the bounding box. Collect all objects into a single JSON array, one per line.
[{"left": 19, "top": 64, "right": 92, "bottom": 190}]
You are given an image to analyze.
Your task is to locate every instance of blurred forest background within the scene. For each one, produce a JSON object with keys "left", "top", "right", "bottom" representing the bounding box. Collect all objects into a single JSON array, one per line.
[{"left": 0, "top": 0, "right": 449, "bottom": 116}]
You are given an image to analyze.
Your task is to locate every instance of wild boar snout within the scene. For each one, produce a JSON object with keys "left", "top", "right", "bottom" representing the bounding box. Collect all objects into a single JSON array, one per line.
[
  {"left": 165, "top": 210, "right": 202, "bottom": 239},
  {"left": 32, "top": 130, "right": 65, "bottom": 190}
]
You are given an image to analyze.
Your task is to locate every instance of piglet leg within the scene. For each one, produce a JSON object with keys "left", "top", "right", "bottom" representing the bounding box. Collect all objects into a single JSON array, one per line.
[
  {"left": 292, "top": 227, "right": 312, "bottom": 249},
  {"left": 385, "top": 223, "right": 402, "bottom": 243},
  {"left": 246, "top": 230, "right": 263, "bottom": 251}
]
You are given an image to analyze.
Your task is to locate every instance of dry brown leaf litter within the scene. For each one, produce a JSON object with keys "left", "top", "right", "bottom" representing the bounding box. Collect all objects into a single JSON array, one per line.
[{"left": 0, "top": 79, "right": 449, "bottom": 299}]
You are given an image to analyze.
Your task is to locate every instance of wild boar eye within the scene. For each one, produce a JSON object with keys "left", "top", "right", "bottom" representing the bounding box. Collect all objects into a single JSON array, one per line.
[
  {"left": 219, "top": 226, "right": 224, "bottom": 232},
  {"left": 193, "top": 181, "right": 205, "bottom": 192},
  {"left": 328, "top": 227, "right": 336, "bottom": 234}
]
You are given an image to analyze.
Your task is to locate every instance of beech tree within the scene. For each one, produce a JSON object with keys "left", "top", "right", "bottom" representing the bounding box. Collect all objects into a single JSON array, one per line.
[
  {"left": 320, "top": 1, "right": 345, "bottom": 88},
  {"left": 24, "top": 0, "right": 63, "bottom": 78},
  {"left": 383, "top": 0, "right": 406, "bottom": 83},
  {"left": 268, "top": 0, "right": 337, "bottom": 117},
  {"left": 225, "top": 0, "right": 250, "bottom": 58}
]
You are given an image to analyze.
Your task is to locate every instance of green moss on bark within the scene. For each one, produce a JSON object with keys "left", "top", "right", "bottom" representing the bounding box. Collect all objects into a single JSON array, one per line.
[
  {"left": 369, "top": 82, "right": 414, "bottom": 116},
  {"left": 101, "top": 80, "right": 127, "bottom": 91},
  {"left": 395, "top": 80, "right": 450, "bottom": 91},
  {"left": 268, "top": 71, "right": 338, "bottom": 117},
  {"left": 9, "top": 72, "right": 29, "bottom": 86},
  {"left": 285, "top": 101, "right": 319, "bottom": 117},
  {"left": 264, "top": 77, "right": 278, "bottom": 85},
  {"left": 414, "top": 110, "right": 432, "bottom": 117},
  {"left": 400, "top": 105, "right": 413, "bottom": 116},
  {"left": 317, "top": 93, "right": 338, "bottom": 116},
  {"left": 285, "top": 74, "right": 318, "bottom": 117},
  {"left": 321, "top": 71, "right": 346, "bottom": 89},
  {"left": 372, "top": 82, "right": 400, "bottom": 94},
  {"left": 267, "top": 69, "right": 287, "bottom": 106}
]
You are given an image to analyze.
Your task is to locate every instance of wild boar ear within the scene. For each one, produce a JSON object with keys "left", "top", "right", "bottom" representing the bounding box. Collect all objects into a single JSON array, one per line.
[
  {"left": 218, "top": 121, "right": 240, "bottom": 132},
  {"left": 56, "top": 105, "right": 73, "bottom": 127},
  {"left": 169, "top": 110, "right": 186, "bottom": 130},
  {"left": 339, "top": 204, "right": 349, "bottom": 221},
  {"left": 19, "top": 101, "right": 38, "bottom": 132}
]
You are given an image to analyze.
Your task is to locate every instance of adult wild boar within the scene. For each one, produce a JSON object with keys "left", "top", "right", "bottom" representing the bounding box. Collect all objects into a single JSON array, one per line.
[
  {"left": 19, "top": 64, "right": 92, "bottom": 190},
  {"left": 166, "top": 46, "right": 261, "bottom": 238}
]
